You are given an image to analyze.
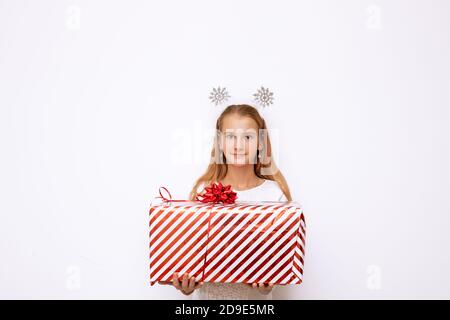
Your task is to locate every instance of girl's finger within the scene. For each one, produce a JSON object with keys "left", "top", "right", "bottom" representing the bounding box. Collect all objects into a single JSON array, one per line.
[
  {"left": 181, "top": 273, "right": 189, "bottom": 289},
  {"left": 252, "top": 283, "right": 257, "bottom": 289},
  {"left": 172, "top": 273, "right": 181, "bottom": 290},
  {"left": 188, "top": 276, "right": 196, "bottom": 290},
  {"left": 260, "top": 283, "right": 273, "bottom": 294},
  {"left": 258, "top": 283, "right": 268, "bottom": 292}
]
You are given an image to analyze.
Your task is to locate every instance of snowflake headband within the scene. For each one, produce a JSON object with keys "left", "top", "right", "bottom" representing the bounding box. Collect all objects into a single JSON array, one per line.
[{"left": 209, "top": 86, "right": 275, "bottom": 108}]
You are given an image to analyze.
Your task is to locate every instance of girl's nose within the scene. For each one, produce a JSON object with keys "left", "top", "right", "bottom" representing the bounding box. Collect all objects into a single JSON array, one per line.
[{"left": 234, "top": 136, "right": 247, "bottom": 150}]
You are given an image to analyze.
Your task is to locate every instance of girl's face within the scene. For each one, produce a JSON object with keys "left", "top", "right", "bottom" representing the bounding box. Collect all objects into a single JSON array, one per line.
[{"left": 219, "top": 114, "right": 260, "bottom": 166}]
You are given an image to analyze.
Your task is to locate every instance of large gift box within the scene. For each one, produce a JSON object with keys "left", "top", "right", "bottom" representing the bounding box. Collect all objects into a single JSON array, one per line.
[{"left": 149, "top": 188, "right": 306, "bottom": 286}]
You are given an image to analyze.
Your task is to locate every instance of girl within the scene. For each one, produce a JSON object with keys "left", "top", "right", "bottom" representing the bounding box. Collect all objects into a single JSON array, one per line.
[{"left": 161, "top": 104, "right": 292, "bottom": 299}]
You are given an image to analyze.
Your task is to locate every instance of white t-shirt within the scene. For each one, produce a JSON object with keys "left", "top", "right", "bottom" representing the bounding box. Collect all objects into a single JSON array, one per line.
[{"left": 189, "top": 179, "right": 288, "bottom": 300}]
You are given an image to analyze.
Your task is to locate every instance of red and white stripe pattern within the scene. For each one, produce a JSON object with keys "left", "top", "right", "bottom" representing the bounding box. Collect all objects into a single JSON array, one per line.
[{"left": 149, "top": 202, "right": 306, "bottom": 285}]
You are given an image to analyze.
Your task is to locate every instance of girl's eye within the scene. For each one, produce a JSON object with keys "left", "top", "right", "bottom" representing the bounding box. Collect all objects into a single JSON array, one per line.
[{"left": 246, "top": 135, "right": 254, "bottom": 140}]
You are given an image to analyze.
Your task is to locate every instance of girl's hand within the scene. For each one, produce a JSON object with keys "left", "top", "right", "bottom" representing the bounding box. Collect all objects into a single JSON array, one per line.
[
  {"left": 246, "top": 282, "right": 274, "bottom": 295},
  {"left": 159, "top": 272, "right": 203, "bottom": 296}
]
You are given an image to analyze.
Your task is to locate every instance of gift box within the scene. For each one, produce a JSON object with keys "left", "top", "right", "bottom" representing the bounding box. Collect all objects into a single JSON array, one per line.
[{"left": 149, "top": 190, "right": 306, "bottom": 286}]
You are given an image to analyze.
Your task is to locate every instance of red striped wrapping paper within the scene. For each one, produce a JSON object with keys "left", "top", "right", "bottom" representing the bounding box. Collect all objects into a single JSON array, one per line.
[{"left": 149, "top": 201, "right": 306, "bottom": 286}]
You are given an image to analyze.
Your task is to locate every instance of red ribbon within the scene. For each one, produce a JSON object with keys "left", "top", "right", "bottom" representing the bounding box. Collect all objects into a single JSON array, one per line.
[
  {"left": 155, "top": 182, "right": 237, "bottom": 205},
  {"left": 195, "top": 182, "right": 237, "bottom": 204}
]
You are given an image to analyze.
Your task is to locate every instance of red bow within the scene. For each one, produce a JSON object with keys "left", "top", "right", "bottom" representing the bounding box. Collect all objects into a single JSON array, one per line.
[{"left": 195, "top": 182, "right": 237, "bottom": 204}]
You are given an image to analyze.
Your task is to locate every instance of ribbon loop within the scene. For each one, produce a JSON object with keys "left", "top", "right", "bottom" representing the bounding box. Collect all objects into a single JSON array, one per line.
[
  {"left": 154, "top": 186, "right": 190, "bottom": 203},
  {"left": 158, "top": 186, "right": 172, "bottom": 202}
]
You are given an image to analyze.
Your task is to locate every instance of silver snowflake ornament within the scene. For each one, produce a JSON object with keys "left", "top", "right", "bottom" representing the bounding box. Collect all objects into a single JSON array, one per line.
[
  {"left": 253, "top": 86, "right": 274, "bottom": 107},
  {"left": 209, "top": 86, "right": 231, "bottom": 106}
]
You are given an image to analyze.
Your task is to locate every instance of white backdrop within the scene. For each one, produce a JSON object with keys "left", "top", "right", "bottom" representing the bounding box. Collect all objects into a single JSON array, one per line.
[{"left": 1, "top": 0, "right": 449, "bottom": 299}]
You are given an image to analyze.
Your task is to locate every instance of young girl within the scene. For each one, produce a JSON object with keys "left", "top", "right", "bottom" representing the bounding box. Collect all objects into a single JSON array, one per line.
[{"left": 162, "top": 104, "right": 292, "bottom": 299}]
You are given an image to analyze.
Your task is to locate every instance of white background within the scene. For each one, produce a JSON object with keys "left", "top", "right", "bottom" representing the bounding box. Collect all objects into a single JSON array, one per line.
[{"left": 1, "top": 0, "right": 449, "bottom": 299}]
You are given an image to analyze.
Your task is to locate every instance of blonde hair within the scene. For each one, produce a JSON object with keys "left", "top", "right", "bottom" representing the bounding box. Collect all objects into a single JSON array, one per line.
[{"left": 189, "top": 104, "right": 292, "bottom": 201}]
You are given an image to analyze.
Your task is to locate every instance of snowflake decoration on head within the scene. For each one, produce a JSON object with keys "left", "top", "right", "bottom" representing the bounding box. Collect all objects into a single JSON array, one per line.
[
  {"left": 209, "top": 86, "right": 231, "bottom": 106},
  {"left": 253, "top": 86, "right": 274, "bottom": 107}
]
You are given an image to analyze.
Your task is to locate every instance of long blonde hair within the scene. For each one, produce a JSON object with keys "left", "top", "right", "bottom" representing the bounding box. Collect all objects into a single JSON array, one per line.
[{"left": 189, "top": 104, "right": 292, "bottom": 201}]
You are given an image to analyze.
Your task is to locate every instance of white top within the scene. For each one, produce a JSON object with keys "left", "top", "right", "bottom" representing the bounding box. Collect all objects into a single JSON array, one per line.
[{"left": 189, "top": 179, "right": 288, "bottom": 300}]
